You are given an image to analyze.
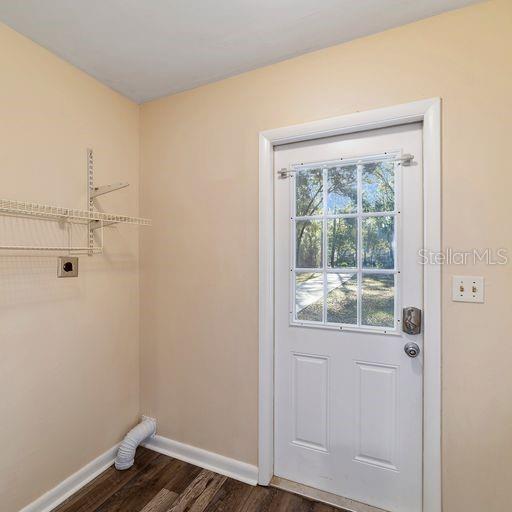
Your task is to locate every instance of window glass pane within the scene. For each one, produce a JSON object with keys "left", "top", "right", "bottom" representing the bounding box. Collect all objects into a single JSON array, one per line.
[
  {"left": 327, "top": 218, "right": 357, "bottom": 268},
  {"left": 362, "top": 161, "right": 395, "bottom": 212},
  {"left": 292, "top": 156, "right": 399, "bottom": 331},
  {"left": 362, "top": 216, "right": 395, "bottom": 269},
  {"left": 327, "top": 273, "right": 357, "bottom": 324},
  {"left": 361, "top": 274, "right": 395, "bottom": 327},
  {"left": 296, "top": 272, "right": 323, "bottom": 322},
  {"left": 296, "top": 168, "right": 323, "bottom": 216},
  {"left": 296, "top": 220, "right": 322, "bottom": 268},
  {"left": 327, "top": 165, "right": 357, "bottom": 214}
]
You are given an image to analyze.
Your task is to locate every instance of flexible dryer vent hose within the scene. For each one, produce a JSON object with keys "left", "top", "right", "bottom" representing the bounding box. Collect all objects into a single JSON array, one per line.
[{"left": 115, "top": 418, "right": 156, "bottom": 470}]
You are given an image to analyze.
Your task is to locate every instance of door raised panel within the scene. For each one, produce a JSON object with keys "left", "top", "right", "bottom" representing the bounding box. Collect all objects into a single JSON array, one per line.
[
  {"left": 292, "top": 353, "right": 329, "bottom": 452},
  {"left": 354, "top": 362, "right": 398, "bottom": 470}
]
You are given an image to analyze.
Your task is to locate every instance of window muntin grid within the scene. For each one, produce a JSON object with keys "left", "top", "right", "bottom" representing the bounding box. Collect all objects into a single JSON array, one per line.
[{"left": 291, "top": 154, "right": 400, "bottom": 333}]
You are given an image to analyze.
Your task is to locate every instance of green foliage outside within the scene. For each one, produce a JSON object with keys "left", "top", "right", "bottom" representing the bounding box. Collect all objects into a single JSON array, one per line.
[{"left": 294, "top": 161, "right": 396, "bottom": 326}]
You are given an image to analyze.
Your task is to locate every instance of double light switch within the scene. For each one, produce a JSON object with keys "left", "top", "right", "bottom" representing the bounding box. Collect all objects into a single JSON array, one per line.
[{"left": 452, "top": 276, "right": 484, "bottom": 303}]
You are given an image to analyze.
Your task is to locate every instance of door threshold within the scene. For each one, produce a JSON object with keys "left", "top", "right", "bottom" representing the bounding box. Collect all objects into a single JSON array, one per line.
[{"left": 270, "top": 476, "right": 389, "bottom": 512}]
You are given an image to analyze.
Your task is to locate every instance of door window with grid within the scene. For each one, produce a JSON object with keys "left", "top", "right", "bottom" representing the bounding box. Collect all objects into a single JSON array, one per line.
[{"left": 291, "top": 154, "right": 400, "bottom": 332}]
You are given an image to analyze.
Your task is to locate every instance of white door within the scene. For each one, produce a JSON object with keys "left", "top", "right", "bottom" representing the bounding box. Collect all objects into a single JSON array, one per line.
[{"left": 274, "top": 123, "right": 424, "bottom": 512}]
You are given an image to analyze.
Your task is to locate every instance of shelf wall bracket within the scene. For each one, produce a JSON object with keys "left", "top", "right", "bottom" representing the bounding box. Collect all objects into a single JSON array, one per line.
[
  {"left": 90, "top": 182, "right": 129, "bottom": 198},
  {"left": 90, "top": 220, "right": 117, "bottom": 231}
]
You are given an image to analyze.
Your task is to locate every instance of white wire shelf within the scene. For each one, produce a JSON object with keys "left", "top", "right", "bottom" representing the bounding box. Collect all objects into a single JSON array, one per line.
[
  {"left": 1, "top": 148, "right": 151, "bottom": 255},
  {"left": 0, "top": 199, "right": 151, "bottom": 226},
  {"left": 0, "top": 245, "right": 103, "bottom": 253}
]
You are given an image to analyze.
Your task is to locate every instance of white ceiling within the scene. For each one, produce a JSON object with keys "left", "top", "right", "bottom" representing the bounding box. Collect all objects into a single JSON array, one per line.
[{"left": 0, "top": 0, "right": 480, "bottom": 103}]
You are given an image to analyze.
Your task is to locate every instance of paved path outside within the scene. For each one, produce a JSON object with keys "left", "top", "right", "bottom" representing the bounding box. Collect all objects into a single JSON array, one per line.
[{"left": 296, "top": 273, "right": 355, "bottom": 312}]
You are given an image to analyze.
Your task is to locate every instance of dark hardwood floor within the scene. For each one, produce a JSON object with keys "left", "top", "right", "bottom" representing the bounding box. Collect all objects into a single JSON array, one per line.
[{"left": 53, "top": 447, "right": 344, "bottom": 512}]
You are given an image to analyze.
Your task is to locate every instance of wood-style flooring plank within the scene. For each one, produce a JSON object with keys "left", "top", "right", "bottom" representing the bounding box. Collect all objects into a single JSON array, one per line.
[
  {"left": 139, "top": 488, "right": 178, "bottom": 512},
  {"left": 267, "top": 490, "right": 314, "bottom": 512},
  {"left": 167, "top": 470, "right": 227, "bottom": 512},
  {"left": 241, "top": 485, "right": 278, "bottom": 511},
  {"left": 312, "top": 503, "right": 340, "bottom": 512},
  {"left": 187, "top": 473, "right": 228, "bottom": 512},
  {"left": 53, "top": 447, "right": 159, "bottom": 512},
  {"left": 202, "top": 479, "right": 254, "bottom": 512},
  {"left": 94, "top": 454, "right": 181, "bottom": 512},
  {"left": 163, "top": 460, "right": 203, "bottom": 496}
]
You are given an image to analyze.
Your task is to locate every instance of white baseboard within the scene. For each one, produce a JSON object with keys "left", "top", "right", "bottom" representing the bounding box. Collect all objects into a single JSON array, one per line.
[
  {"left": 19, "top": 444, "right": 119, "bottom": 512},
  {"left": 143, "top": 435, "right": 258, "bottom": 486}
]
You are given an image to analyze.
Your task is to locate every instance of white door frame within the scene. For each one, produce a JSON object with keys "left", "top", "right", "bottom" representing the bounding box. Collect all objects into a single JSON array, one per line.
[{"left": 259, "top": 98, "right": 442, "bottom": 512}]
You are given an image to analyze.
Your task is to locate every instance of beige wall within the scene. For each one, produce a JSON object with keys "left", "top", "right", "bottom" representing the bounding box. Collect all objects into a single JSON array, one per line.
[
  {"left": 139, "top": 1, "right": 512, "bottom": 511},
  {"left": 0, "top": 25, "right": 141, "bottom": 512}
]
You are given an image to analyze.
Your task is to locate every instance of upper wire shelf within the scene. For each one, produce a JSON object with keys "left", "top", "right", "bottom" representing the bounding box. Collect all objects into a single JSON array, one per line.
[
  {"left": 0, "top": 148, "right": 151, "bottom": 254},
  {"left": 0, "top": 199, "right": 151, "bottom": 226}
]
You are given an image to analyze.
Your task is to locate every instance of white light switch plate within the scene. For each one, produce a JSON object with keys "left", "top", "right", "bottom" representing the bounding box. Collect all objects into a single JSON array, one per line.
[{"left": 452, "top": 276, "right": 484, "bottom": 303}]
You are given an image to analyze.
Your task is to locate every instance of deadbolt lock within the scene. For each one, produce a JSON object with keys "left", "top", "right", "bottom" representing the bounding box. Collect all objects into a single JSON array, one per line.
[{"left": 402, "top": 306, "right": 421, "bottom": 335}]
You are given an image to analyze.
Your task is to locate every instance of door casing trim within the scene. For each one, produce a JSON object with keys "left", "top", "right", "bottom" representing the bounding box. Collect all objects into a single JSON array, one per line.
[{"left": 258, "top": 98, "right": 442, "bottom": 512}]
